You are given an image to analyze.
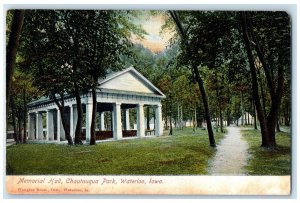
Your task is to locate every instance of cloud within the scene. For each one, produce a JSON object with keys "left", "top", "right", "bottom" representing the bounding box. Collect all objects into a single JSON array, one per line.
[{"left": 132, "top": 13, "right": 173, "bottom": 53}]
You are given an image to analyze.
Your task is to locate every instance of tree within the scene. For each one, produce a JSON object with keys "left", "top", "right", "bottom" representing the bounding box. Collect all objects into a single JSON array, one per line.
[
  {"left": 157, "top": 75, "right": 174, "bottom": 134},
  {"left": 20, "top": 10, "right": 81, "bottom": 145},
  {"left": 240, "top": 11, "right": 290, "bottom": 147},
  {"left": 205, "top": 68, "right": 229, "bottom": 133},
  {"left": 8, "top": 68, "right": 40, "bottom": 143},
  {"left": 81, "top": 11, "right": 145, "bottom": 145},
  {"left": 6, "top": 10, "right": 25, "bottom": 115},
  {"left": 21, "top": 10, "right": 146, "bottom": 145},
  {"left": 169, "top": 11, "right": 237, "bottom": 146}
]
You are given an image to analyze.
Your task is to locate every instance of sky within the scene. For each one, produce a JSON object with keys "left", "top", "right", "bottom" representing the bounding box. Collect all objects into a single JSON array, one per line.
[{"left": 131, "top": 12, "right": 174, "bottom": 53}]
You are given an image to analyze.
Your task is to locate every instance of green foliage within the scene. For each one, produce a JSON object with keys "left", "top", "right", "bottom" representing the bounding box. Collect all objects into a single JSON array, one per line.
[
  {"left": 242, "top": 129, "right": 291, "bottom": 175},
  {"left": 121, "top": 44, "right": 157, "bottom": 79},
  {"left": 6, "top": 128, "right": 224, "bottom": 175},
  {"left": 164, "top": 11, "right": 291, "bottom": 131},
  {"left": 170, "top": 11, "right": 236, "bottom": 69},
  {"left": 7, "top": 10, "right": 291, "bottom": 147},
  {"left": 173, "top": 74, "right": 200, "bottom": 120},
  {"left": 251, "top": 11, "right": 290, "bottom": 74},
  {"left": 121, "top": 42, "right": 201, "bottom": 127},
  {"left": 11, "top": 68, "right": 40, "bottom": 105},
  {"left": 7, "top": 68, "right": 40, "bottom": 131},
  {"left": 5, "top": 10, "right": 14, "bottom": 44},
  {"left": 20, "top": 10, "right": 145, "bottom": 99}
]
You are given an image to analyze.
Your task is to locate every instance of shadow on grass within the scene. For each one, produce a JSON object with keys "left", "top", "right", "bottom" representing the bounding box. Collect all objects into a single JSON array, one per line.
[
  {"left": 6, "top": 127, "right": 225, "bottom": 175},
  {"left": 242, "top": 128, "right": 291, "bottom": 175}
]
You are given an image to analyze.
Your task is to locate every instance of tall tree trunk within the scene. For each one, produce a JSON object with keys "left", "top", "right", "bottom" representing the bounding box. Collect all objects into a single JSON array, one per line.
[
  {"left": 53, "top": 94, "right": 73, "bottom": 145},
  {"left": 177, "top": 106, "right": 179, "bottom": 128},
  {"left": 90, "top": 87, "right": 97, "bottom": 145},
  {"left": 169, "top": 116, "right": 173, "bottom": 135},
  {"left": 165, "top": 115, "right": 168, "bottom": 130},
  {"left": 265, "top": 61, "right": 284, "bottom": 145},
  {"left": 169, "top": 10, "right": 216, "bottom": 147},
  {"left": 284, "top": 106, "right": 289, "bottom": 126},
  {"left": 192, "top": 66, "right": 216, "bottom": 146},
  {"left": 250, "top": 100, "right": 253, "bottom": 125},
  {"left": 167, "top": 97, "right": 172, "bottom": 134},
  {"left": 196, "top": 106, "right": 202, "bottom": 128},
  {"left": 194, "top": 108, "right": 197, "bottom": 129},
  {"left": 216, "top": 86, "right": 224, "bottom": 133},
  {"left": 10, "top": 96, "right": 19, "bottom": 144},
  {"left": 6, "top": 10, "right": 25, "bottom": 112},
  {"left": 257, "top": 69, "right": 267, "bottom": 116},
  {"left": 215, "top": 116, "right": 219, "bottom": 133},
  {"left": 192, "top": 117, "right": 195, "bottom": 131},
  {"left": 181, "top": 106, "right": 184, "bottom": 128},
  {"left": 235, "top": 104, "right": 240, "bottom": 126},
  {"left": 241, "top": 12, "right": 271, "bottom": 147},
  {"left": 180, "top": 106, "right": 183, "bottom": 129},
  {"left": 226, "top": 108, "right": 230, "bottom": 126},
  {"left": 248, "top": 11, "right": 285, "bottom": 147},
  {"left": 247, "top": 111, "right": 250, "bottom": 125},
  {"left": 241, "top": 92, "right": 244, "bottom": 125},
  {"left": 60, "top": 107, "right": 72, "bottom": 145},
  {"left": 74, "top": 84, "right": 83, "bottom": 144},
  {"left": 237, "top": 103, "right": 241, "bottom": 126},
  {"left": 253, "top": 99, "right": 257, "bottom": 130},
  {"left": 219, "top": 109, "right": 224, "bottom": 133},
  {"left": 226, "top": 85, "right": 231, "bottom": 126}
]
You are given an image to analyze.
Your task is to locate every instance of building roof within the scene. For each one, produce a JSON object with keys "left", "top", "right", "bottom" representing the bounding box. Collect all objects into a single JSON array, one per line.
[
  {"left": 98, "top": 66, "right": 166, "bottom": 97},
  {"left": 28, "top": 66, "right": 165, "bottom": 107}
]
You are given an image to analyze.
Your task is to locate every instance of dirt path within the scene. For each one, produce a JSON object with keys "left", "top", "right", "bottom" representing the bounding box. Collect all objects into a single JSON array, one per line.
[{"left": 209, "top": 126, "right": 249, "bottom": 175}]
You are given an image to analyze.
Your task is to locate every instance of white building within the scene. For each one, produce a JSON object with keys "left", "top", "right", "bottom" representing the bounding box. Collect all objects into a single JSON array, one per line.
[
  {"left": 27, "top": 67, "right": 166, "bottom": 143},
  {"left": 237, "top": 112, "right": 254, "bottom": 125}
]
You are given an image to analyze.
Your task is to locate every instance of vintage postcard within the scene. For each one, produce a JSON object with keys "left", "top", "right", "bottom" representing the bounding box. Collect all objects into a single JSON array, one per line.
[{"left": 5, "top": 7, "right": 293, "bottom": 196}]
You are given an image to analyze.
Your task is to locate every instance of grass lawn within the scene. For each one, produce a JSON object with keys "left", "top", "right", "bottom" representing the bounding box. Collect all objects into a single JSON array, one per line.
[
  {"left": 6, "top": 128, "right": 224, "bottom": 175},
  {"left": 242, "top": 128, "right": 291, "bottom": 175}
]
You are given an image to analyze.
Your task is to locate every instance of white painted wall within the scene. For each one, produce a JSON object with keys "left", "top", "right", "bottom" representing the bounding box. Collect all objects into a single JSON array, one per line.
[
  {"left": 100, "top": 72, "right": 154, "bottom": 94},
  {"left": 237, "top": 112, "right": 254, "bottom": 125}
]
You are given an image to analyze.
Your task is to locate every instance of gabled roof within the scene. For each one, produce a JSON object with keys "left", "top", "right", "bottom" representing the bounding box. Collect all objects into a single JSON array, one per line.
[
  {"left": 99, "top": 66, "right": 166, "bottom": 98},
  {"left": 28, "top": 66, "right": 166, "bottom": 108}
]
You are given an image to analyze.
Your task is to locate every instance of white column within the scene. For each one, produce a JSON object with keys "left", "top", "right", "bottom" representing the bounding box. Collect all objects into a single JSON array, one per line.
[
  {"left": 155, "top": 104, "right": 163, "bottom": 136},
  {"left": 46, "top": 109, "right": 54, "bottom": 141},
  {"left": 73, "top": 105, "right": 78, "bottom": 135},
  {"left": 46, "top": 110, "right": 50, "bottom": 141},
  {"left": 125, "top": 109, "right": 130, "bottom": 130},
  {"left": 35, "top": 112, "right": 38, "bottom": 140},
  {"left": 48, "top": 110, "right": 54, "bottom": 140},
  {"left": 85, "top": 100, "right": 93, "bottom": 143},
  {"left": 28, "top": 113, "right": 35, "bottom": 140},
  {"left": 100, "top": 112, "right": 105, "bottom": 131},
  {"left": 137, "top": 104, "right": 145, "bottom": 137},
  {"left": 56, "top": 108, "right": 61, "bottom": 142},
  {"left": 113, "top": 102, "right": 122, "bottom": 140},
  {"left": 69, "top": 105, "right": 74, "bottom": 139},
  {"left": 36, "top": 112, "right": 43, "bottom": 140}
]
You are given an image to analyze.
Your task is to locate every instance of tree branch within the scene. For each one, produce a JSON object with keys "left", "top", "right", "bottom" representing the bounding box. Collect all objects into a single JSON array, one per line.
[{"left": 246, "top": 12, "right": 275, "bottom": 99}]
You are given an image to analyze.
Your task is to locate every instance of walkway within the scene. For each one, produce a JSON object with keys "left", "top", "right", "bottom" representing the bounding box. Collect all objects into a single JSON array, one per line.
[{"left": 209, "top": 126, "right": 249, "bottom": 175}]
